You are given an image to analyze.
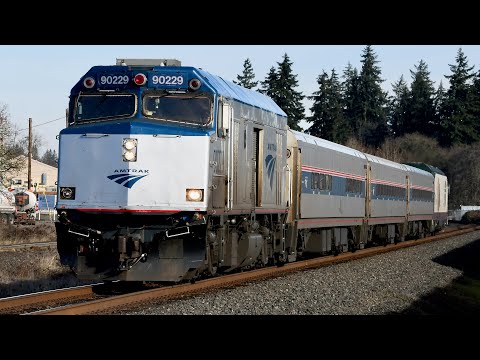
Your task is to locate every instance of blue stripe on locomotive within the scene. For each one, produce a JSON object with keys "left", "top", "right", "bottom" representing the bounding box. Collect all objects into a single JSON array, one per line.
[{"left": 59, "top": 118, "right": 216, "bottom": 137}]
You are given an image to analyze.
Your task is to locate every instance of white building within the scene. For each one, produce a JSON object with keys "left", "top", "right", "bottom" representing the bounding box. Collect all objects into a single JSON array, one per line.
[{"left": 5, "top": 156, "right": 58, "bottom": 192}]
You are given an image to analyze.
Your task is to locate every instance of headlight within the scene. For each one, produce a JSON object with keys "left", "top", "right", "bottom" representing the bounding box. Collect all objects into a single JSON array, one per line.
[
  {"left": 124, "top": 150, "right": 136, "bottom": 161},
  {"left": 186, "top": 189, "right": 204, "bottom": 202},
  {"left": 124, "top": 139, "right": 137, "bottom": 150},
  {"left": 123, "top": 138, "right": 137, "bottom": 162}
]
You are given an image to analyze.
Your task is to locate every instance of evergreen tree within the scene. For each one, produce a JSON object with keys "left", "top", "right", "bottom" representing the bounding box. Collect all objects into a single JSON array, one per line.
[
  {"left": 307, "top": 71, "right": 329, "bottom": 138},
  {"left": 41, "top": 149, "right": 58, "bottom": 167},
  {"left": 233, "top": 58, "right": 258, "bottom": 89},
  {"left": 260, "top": 66, "right": 279, "bottom": 99},
  {"left": 261, "top": 54, "right": 305, "bottom": 131},
  {"left": 388, "top": 75, "right": 410, "bottom": 138},
  {"left": 342, "top": 63, "right": 363, "bottom": 138},
  {"left": 308, "top": 69, "right": 350, "bottom": 143},
  {"left": 439, "top": 48, "right": 477, "bottom": 147},
  {"left": 432, "top": 81, "right": 447, "bottom": 141},
  {"left": 407, "top": 60, "right": 436, "bottom": 137},
  {"left": 471, "top": 70, "right": 480, "bottom": 134},
  {"left": 357, "top": 45, "right": 389, "bottom": 147}
]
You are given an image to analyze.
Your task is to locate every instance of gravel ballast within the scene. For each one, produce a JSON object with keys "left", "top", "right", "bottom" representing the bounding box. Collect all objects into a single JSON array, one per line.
[{"left": 125, "top": 231, "right": 480, "bottom": 315}]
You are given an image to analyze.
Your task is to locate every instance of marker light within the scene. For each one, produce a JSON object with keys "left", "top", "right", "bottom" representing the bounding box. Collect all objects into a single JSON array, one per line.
[
  {"left": 83, "top": 77, "right": 95, "bottom": 88},
  {"left": 60, "top": 187, "right": 76, "bottom": 200},
  {"left": 188, "top": 78, "right": 201, "bottom": 91},
  {"left": 186, "top": 189, "right": 204, "bottom": 202},
  {"left": 134, "top": 73, "right": 147, "bottom": 86}
]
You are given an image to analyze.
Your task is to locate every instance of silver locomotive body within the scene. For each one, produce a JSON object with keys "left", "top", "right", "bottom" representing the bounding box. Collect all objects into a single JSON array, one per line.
[{"left": 56, "top": 61, "right": 290, "bottom": 282}]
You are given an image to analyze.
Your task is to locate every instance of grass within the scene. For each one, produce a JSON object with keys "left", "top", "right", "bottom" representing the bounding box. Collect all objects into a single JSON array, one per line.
[
  {"left": 448, "top": 276, "right": 480, "bottom": 308},
  {"left": 392, "top": 276, "right": 480, "bottom": 315},
  {"left": 0, "top": 223, "right": 56, "bottom": 245},
  {"left": 0, "top": 223, "right": 90, "bottom": 298}
]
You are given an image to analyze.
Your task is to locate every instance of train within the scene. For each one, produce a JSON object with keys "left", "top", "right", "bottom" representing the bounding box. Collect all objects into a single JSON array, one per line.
[{"left": 55, "top": 58, "right": 449, "bottom": 283}]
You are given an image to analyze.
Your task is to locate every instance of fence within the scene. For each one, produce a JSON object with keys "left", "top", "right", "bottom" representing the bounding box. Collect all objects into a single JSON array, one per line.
[{"left": 35, "top": 193, "right": 57, "bottom": 222}]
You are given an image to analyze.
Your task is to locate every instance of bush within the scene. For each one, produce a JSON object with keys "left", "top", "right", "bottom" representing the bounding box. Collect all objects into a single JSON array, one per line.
[{"left": 461, "top": 210, "right": 480, "bottom": 224}]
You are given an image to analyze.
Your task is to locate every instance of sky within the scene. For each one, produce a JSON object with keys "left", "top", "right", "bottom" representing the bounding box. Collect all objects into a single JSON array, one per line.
[{"left": 1, "top": 45, "right": 480, "bottom": 154}]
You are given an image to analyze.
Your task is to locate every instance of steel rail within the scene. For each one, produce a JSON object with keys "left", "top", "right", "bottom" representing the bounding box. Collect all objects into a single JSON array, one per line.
[
  {"left": 0, "top": 241, "right": 57, "bottom": 251},
  {"left": 0, "top": 284, "right": 100, "bottom": 312}
]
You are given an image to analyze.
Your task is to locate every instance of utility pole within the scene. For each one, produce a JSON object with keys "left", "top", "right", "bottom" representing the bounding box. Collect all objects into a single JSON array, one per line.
[
  {"left": 28, "top": 117, "right": 32, "bottom": 191},
  {"left": 65, "top": 108, "right": 69, "bottom": 128}
]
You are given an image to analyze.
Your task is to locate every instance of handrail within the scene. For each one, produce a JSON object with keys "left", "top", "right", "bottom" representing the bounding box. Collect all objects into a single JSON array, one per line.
[{"left": 284, "top": 164, "right": 292, "bottom": 208}]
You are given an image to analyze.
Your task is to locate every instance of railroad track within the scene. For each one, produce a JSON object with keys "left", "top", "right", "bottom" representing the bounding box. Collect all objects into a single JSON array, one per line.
[
  {"left": 0, "top": 284, "right": 100, "bottom": 314},
  {"left": 0, "top": 241, "right": 57, "bottom": 251},
  {"left": 0, "top": 281, "right": 147, "bottom": 315},
  {"left": 1, "top": 223, "right": 478, "bottom": 315}
]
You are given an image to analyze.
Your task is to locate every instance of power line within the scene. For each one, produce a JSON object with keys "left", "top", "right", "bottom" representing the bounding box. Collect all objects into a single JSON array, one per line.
[{"left": 16, "top": 116, "right": 64, "bottom": 132}]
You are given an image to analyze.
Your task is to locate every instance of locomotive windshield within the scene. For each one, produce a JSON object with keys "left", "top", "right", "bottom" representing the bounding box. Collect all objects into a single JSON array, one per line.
[
  {"left": 143, "top": 92, "right": 212, "bottom": 126},
  {"left": 74, "top": 93, "right": 136, "bottom": 122}
]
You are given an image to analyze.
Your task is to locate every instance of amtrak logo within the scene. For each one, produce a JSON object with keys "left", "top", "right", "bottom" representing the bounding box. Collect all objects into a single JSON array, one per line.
[
  {"left": 107, "top": 170, "right": 149, "bottom": 188},
  {"left": 265, "top": 155, "right": 276, "bottom": 189}
]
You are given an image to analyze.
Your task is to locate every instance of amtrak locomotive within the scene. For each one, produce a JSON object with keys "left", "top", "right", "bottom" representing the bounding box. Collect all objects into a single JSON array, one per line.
[{"left": 55, "top": 59, "right": 448, "bottom": 283}]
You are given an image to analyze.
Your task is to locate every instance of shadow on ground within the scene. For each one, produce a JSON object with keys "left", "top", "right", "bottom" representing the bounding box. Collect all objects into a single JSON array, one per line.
[
  {"left": 0, "top": 273, "right": 92, "bottom": 298},
  {"left": 388, "top": 238, "right": 480, "bottom": 314}
]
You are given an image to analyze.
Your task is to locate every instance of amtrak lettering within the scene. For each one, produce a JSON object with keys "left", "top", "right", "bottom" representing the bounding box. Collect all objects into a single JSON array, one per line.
[
  {"left": 107, "top": 169, "right": 150, "bottom": 188},
  {"left": 113, "top": 169, "right": 149, "bottom": 173}
]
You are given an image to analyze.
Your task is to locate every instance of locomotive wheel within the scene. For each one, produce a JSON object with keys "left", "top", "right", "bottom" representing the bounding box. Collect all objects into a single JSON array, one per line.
[
  {"left": 274, "top": 253, "right": 286, "bottom": 267},
  {"left": 332, "top": 246, "right": 340, "bottom": 256},
  {"left": 394, "top": 232, "right": 401, "bottom": 244},
  {"left": 348, "top": 240, "right": 357, "bottom": 253}
]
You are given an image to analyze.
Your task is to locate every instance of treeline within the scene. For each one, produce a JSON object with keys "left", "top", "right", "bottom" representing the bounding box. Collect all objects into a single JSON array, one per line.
[
  {"left": 0, "top": 103, "right": 58, "bottom": 182},
  {"left": 8, "top": 131, "right": 58, "bottom": 167},
  {"left": 234, "top": 46, "right": 480, "bottom": 209}
]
